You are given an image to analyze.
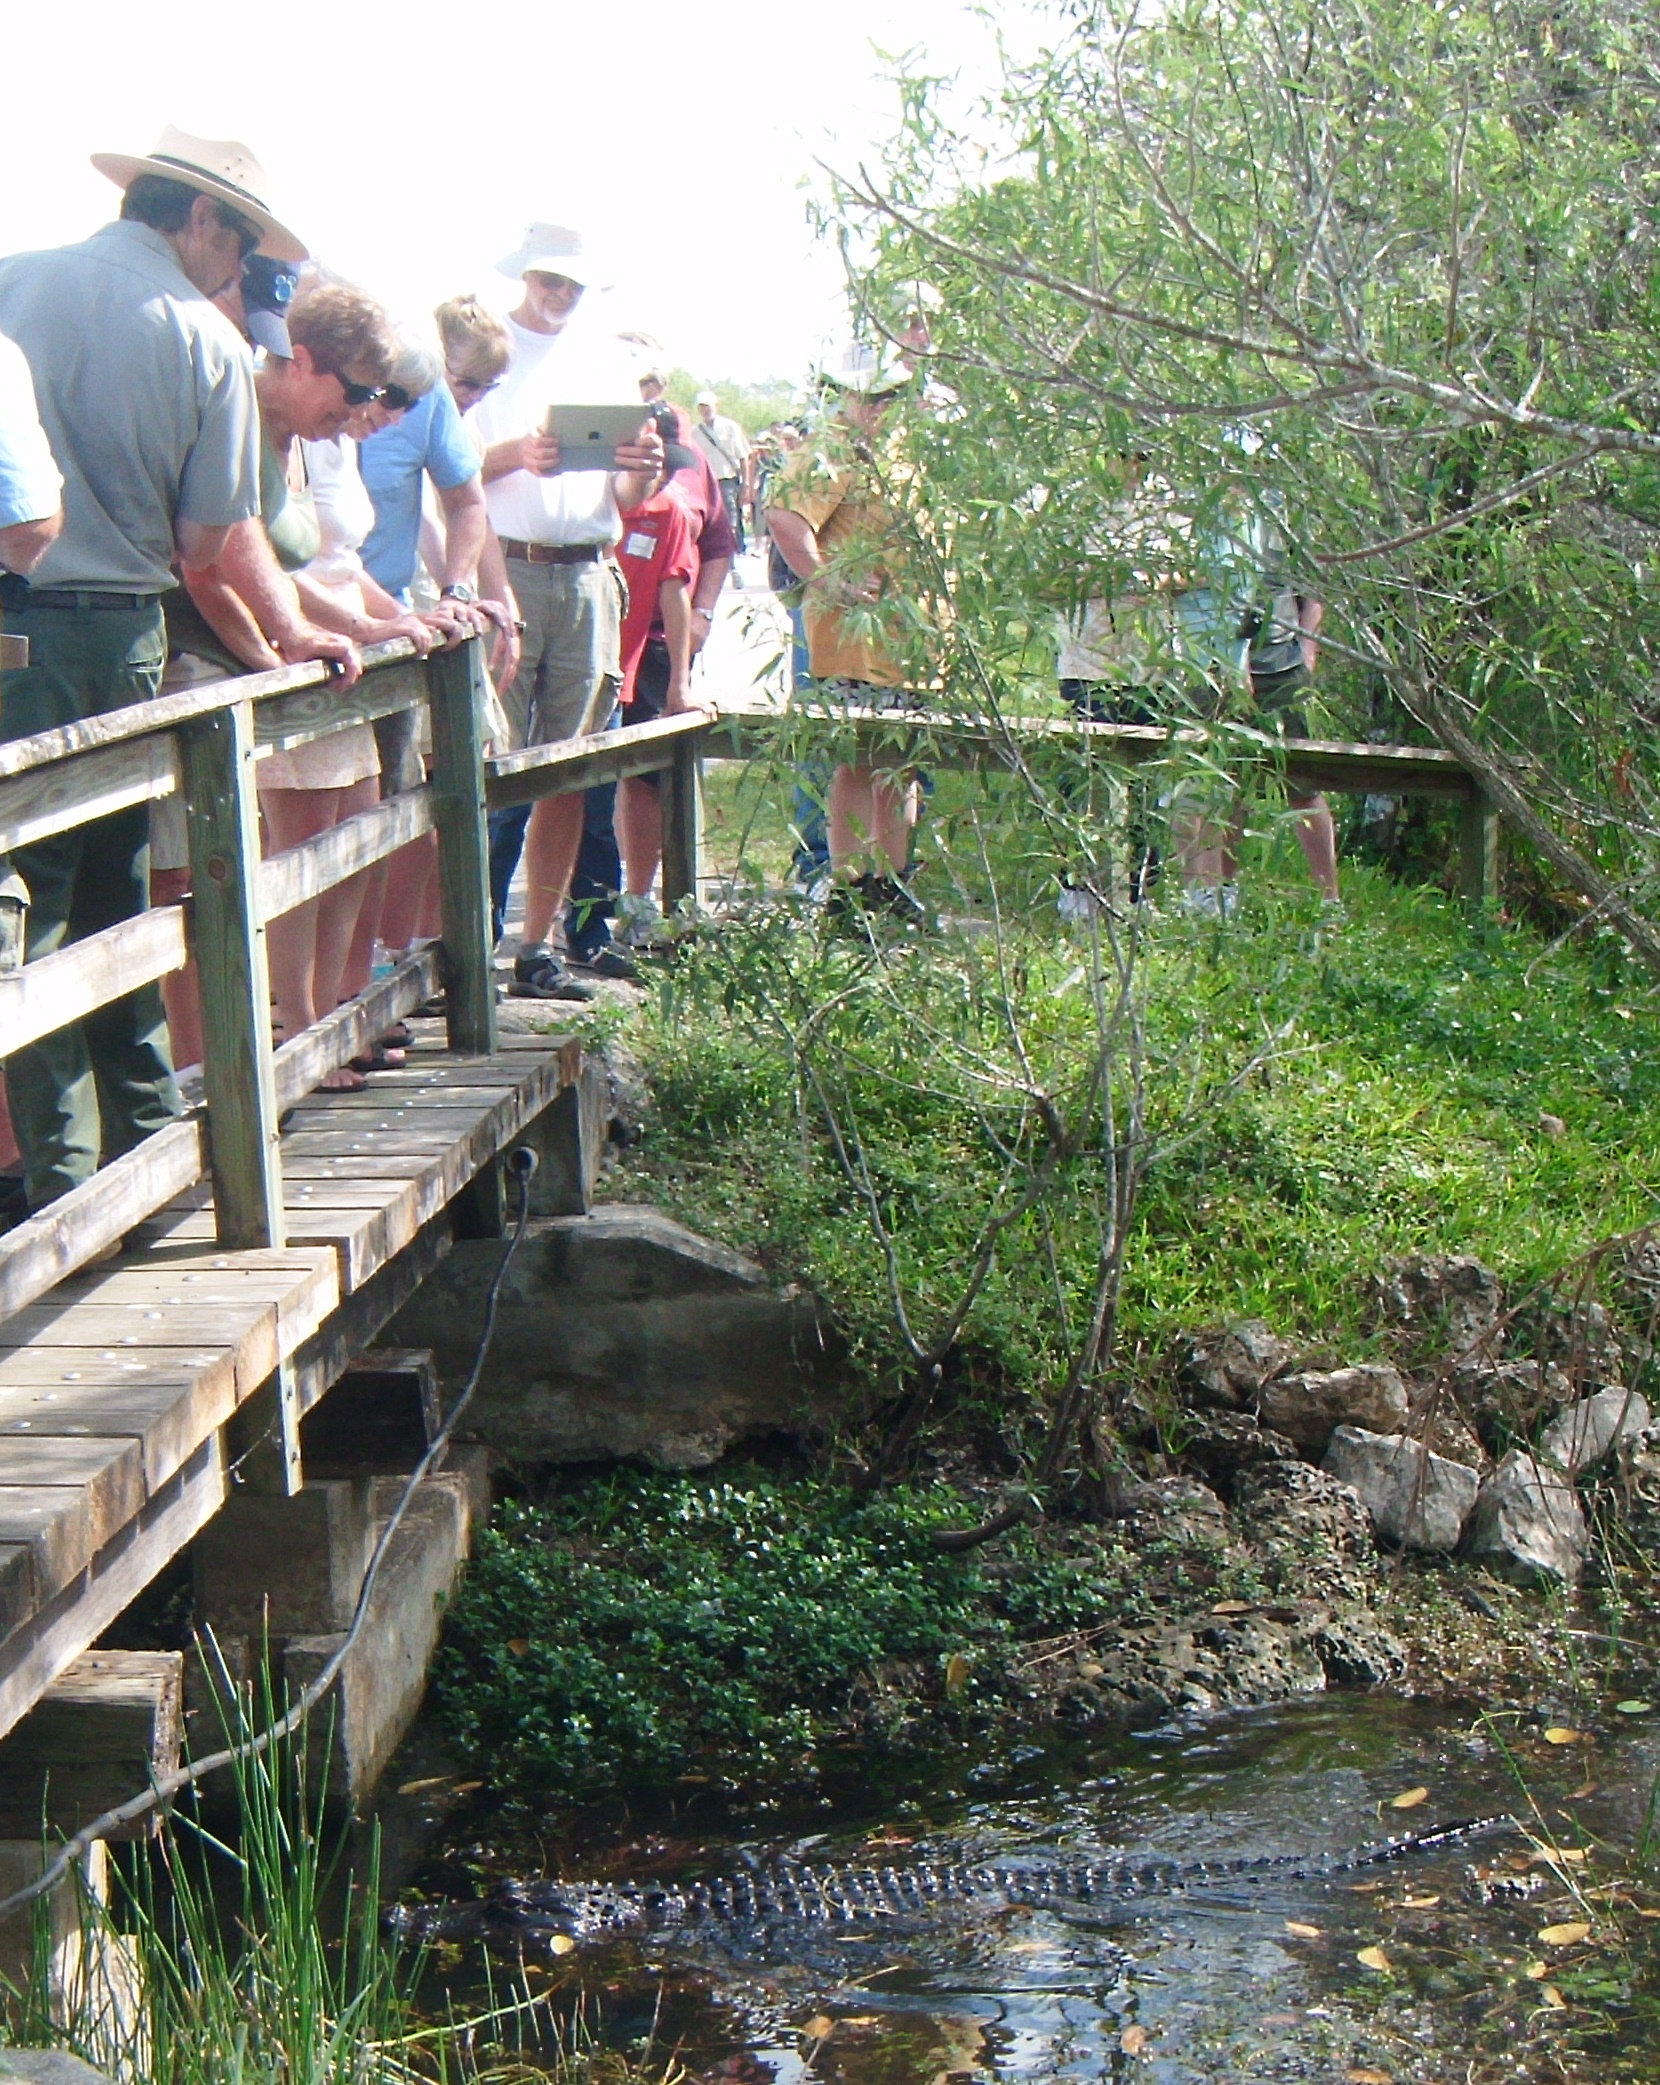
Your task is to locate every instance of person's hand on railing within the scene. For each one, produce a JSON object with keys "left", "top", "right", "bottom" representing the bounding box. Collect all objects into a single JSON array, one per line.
[
  {"left": 473, "top": 596, "right": 523, "bottom": 689},
  {"left": 355, "top": 611, "right": 439, "bottom": 658},
  {"left": 664, "top": 687, "right": 718, "bottom": 722},
  {"left": 276, "top": 624, "right": 363, "bottom": 687}
]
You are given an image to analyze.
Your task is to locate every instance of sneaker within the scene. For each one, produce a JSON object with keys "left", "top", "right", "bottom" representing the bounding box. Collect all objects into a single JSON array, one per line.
[
  {"left": 576, "top": 941, "right": 641, "bottom": 982},
  {"left": 511, "top": 950, "right": 596, "bottom": 1001}
]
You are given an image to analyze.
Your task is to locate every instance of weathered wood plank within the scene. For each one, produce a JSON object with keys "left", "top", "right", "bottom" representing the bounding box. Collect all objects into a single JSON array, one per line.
[
  {"left": 486, "top": 709, "right": 705, "bottom": 808},
  {"left": 427, "top": 640, "right": 497, "bottom": 1056},
  {"left": 182, "top": 700, "right": 285, "bottom": 1250},
  {"left": 0, "top": 1369, "right": 236, "bottom": 1495},
  {"left": 661, "top": 734, "right": 703, "bottom": 912},
  {"left": 0, "top": 734, "right": 179, "bottom": 855},
  {"left": 258, "top": 787, "right": 435, "bottom": 922},
  {"left": 0, "top": 1117, "right": 206, "bottom": 1326},
  {"left": 270, "top": 948, "right": 440, "bottom": 1109},
  {"left": 0, "top": 1438, "right": 148, "bottom": 1608},
  {"left": 0, "top": 1649, "right": 182, "bottom": 1839},
  {"left": 0, "top": 1438, "right": 226, "bottom": 1745},
  {"left": 1459, "top": 785, "right": 1501, "bottom": 909},
  {"left": 0, "top": 904, "right": 187, "bottom": 1061},
  {"left": 255, "top": 658, "right": 427, "bottom": 753}
]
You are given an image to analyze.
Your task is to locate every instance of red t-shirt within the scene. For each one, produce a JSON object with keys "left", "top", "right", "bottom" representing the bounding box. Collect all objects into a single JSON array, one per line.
[
  {"left": 616, "top": 489, "right": 697, "bottom": 703},
  {"left": 661, "top": 403, "right": 737, "bottom": 566}
]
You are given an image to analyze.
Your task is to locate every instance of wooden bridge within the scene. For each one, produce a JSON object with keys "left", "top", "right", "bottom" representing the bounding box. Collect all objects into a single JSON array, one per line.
[{"left": 0, "top": 632, "right": 1498, "bottom": 1863}]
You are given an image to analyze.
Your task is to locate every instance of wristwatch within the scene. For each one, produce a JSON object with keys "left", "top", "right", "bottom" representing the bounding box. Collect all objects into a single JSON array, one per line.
[{"left": 440, "top": 583, "right": 477, "bottom": 605}]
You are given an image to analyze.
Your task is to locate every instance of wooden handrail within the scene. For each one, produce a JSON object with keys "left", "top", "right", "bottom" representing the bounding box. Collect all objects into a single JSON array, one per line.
[{"left": 259, "top": 787, "right": 435, "bottom": 922}]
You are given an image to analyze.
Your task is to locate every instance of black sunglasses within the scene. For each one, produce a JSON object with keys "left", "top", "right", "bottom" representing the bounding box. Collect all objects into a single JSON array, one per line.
[
  {"left": 216, "top": 204, "right": 262, "bottom": 263},
  {"left": 334, "top": 377, "right": 386, "bottom": 407},
  {"left": 380, "top": 383, "right": 418, "bottom": 412}
]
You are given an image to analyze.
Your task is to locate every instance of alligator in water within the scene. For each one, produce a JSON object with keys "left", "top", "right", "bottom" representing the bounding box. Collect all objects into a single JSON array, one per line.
[{"left": 398, "top": 1815, "right": 1510, "bottom": 1953}]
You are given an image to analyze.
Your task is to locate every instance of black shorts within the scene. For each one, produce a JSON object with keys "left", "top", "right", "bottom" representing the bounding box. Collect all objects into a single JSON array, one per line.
[
  {"left": 1059, "top": 680, "right": 1164, "bottom": 728},
  {"left": 1245, "top": 661, "right": 1311, "bottom": 740},
  {"left": 626, "top": 636, "right": 671, "bottom": 786}
]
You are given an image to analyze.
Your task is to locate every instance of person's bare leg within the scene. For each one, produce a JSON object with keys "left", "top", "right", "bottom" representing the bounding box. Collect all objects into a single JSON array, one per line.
[
  {"left": 261, "top": 786, "right": 338, "bottom": 1038},
  {"left": 313, "top": 778, "right": 381, "bottom": 1013},
  {"left": 1172, "top": 806, "right": 1227, "bottom": 888},
  {"left": 520, "top": 793, "right": 587, "bottom": 946},
  {"left": 1289, "top": 791, "right": 1340, "bottom": 901},
  {"left": 379, "top": 834, "right": 439, "bottom": 951},
  {"left": 870, "top": 770, "right": 919, "bottom": 877},
  {"left": 150, "top": 865, "right": 203, "bottom": 1070},
  {"left": 829, "top": 764, "right": 878, "bottom": 873},
  {"left": 617, "top": 777, "right": 663, "bottom": 899}
]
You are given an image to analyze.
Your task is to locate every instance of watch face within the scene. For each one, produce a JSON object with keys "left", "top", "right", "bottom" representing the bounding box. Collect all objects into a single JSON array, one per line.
[{"left": 444, "top": 585, "right": 477, "bottom": 604}]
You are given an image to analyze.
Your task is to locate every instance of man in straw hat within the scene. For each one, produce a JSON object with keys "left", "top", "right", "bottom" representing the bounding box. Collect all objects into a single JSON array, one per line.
[
  {"left": 473, "top": 223, "right": 661, "bottom": 1001},
  {"left": 0, "top": 127, "right": 304, "bottom": 1214}
]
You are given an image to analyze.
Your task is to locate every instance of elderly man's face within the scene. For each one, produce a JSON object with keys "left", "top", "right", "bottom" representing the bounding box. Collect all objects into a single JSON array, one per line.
[
  {"left": 520, "top": 270, "right": 585, "bottom": 331},
  {"left": 697, "top": 399, "right": 715, "bottom": 424}
]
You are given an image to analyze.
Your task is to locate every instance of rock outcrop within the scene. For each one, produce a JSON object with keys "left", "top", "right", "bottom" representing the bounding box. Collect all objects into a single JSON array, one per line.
[
  {"left": 1323, "top": 1426, "right": 1480, "bottom": 1552},
  {"left": 1257, "top": 1364, "right": 1410, "bottom": 1451},
  {"left": 1464, "top": 1448, "right": 1589, "bottom": 1586}
]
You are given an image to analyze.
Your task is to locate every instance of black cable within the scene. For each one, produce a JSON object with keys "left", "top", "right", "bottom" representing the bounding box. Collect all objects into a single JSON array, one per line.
[{"left": 0, "top": 1144, "right": 540, "bottom": 1922}]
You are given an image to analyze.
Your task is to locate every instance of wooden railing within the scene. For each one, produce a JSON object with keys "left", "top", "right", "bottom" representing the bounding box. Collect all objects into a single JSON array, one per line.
[{"left": 0, "top": 636, "right": 1499, "bottom": 1324}]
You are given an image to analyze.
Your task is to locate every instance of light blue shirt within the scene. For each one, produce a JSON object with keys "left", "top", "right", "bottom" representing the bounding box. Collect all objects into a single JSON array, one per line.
[
  {"left": 0, "top": 220, "right": 259, "bottom": 591},
  {"left": 0, "top": 333, "right": 61, "bottom": 535},
  {"left": 359, "top": 383, "right": 480, "bottom": 597}
]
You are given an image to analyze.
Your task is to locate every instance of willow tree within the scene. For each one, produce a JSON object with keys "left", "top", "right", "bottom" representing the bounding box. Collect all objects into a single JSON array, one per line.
[{"left": 836, "top": 0, "right": 1660, "bottom": 963}]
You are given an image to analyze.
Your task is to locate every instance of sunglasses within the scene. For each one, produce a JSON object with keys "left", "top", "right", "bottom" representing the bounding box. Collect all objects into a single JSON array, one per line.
[
  {"left": 216, "top": 205, "right": 263, "bottom": 263},
  {"left": 332, "top": 376, "right": 386, "bottom": 407},
  {"left": 380, "top": 383, "right": 418, "bottom": 412},
  {"left": 447, "top": 370, "right": 500, "bottom": 401}
]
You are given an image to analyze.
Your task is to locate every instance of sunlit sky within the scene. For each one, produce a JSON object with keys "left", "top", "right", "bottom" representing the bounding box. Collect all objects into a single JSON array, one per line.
[{"left": 0, "top": 0, "right": 1038, "bottom": 386}]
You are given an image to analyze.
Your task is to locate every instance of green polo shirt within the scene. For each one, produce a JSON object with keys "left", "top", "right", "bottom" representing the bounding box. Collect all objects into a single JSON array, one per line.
[{"left": 0, "top": 219, "right": 259, "bottom": 592}]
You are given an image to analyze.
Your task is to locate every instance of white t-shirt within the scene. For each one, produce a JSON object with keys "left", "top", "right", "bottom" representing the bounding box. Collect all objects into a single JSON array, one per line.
[
  {"left": 693, "top": 413, "right": 748, "bottom": 481},
  {"left": 0, "top": 332, "right": 62, "bottom": 534},
  {"left": 300, "top": 434, "right": 377, "bottom": 602},
  {"left": 473, "top": 314, "right": 639, "bottom": 547}
]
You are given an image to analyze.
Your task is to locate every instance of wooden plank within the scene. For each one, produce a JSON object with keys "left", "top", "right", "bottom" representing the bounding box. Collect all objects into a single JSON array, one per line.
[
  {"left": 0, "top": 1437, "right": 226, "bottom": 1745},
  {"left": 427, "top": 639, "right": 497, "bottom": 1056},
  {"left": 0, "top": 1550, "right": 37, "bottom": 1642},
  {"left": 1459, "top": 785, "right": 1500, "bottom": 909},
  {"left": 181, "top": 700, "right": 285, "bottom": 1250},
  {"left": 271, "top": 947, "right": 440, "bottom": 1109},
  {"left": 661, "top": 733, "right": 703, "bottom": 912},
  {"left": 0, "top": 733, "right": 179, "bottom": 855},
  {"left": 0, "top": 1116, "right": 206, "bottom": 1326},
  {"left": 258, "top": 787, "right": 435, "bottom": 922},
  {"left": 0, "top": 1440, "right": 148, "bottom": 1607},
  {"left": 0, "top": 904, "right": 187, "bottom": 1061},
  {"left": 486, "top": 709, "right": 708, "bottom": 809},
  {"left": 0, "top": 639, "right": 419, "bottom": 785},
  {"left": 0, "top": 1368, "right": 237, "bottom": 1495},
  {"left": 287, "top": 1215, "right": 452, "bottom": 1415},
  {"left": 255, "top": 657, "right": 427, "bottom": 753},
  {"left": 0, "top": 1649, "right": 182, "bottom": 1839}
]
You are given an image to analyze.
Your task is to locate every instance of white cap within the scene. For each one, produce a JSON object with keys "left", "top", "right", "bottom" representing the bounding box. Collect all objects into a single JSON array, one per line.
[{"left": 695, "top": 389, "right": 718, "bottom": 407}]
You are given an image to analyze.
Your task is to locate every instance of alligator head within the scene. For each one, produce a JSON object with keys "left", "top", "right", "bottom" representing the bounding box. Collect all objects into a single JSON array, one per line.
[{"left": 485, "top": 1878, "right": 662, "bottom": 1947}]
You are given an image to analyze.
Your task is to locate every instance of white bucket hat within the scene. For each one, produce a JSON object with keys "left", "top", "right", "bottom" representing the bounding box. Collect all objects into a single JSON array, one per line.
[
  {"left": 91, "top": 124, "right": 307, "bottom": 264},
  {"left": 495, "top": 222, "right": 613, "bottom": 289}
]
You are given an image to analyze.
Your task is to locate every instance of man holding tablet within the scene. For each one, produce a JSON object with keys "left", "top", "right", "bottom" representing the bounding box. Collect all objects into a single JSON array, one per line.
[{"left": 474, "top": 222, "right": 659, "bottom": 1001}]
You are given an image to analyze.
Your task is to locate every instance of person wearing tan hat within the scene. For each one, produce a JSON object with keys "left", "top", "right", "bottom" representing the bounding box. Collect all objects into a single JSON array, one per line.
[
  {"left": 472, "top": 222, "right": 661, "bottom": 1000},
  {"left": 0, "top": 127, "right": 302, "bottom": 1213}
]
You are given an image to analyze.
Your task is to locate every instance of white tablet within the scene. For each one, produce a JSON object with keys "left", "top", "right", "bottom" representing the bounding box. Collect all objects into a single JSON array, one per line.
[{"left": 544, "top": 403, "right": 649, "bottom": 473}]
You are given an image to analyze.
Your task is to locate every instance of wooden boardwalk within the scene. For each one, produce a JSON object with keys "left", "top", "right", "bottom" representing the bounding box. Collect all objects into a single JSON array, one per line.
[{"left": 0, "top": 1022, "right": 578, "bottom": 1743}]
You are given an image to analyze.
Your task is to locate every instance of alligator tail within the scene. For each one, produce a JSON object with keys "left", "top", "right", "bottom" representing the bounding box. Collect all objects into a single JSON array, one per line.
[{"left": 1333, "top": 1814, "right": 1514, "bottom": 1874}]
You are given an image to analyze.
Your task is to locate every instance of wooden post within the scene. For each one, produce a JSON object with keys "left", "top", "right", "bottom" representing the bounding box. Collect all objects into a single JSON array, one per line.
[
  {"left": 1458, "top": 784, "right": 1500, "bottom": 912},
  {"left": 426, "top": 639, "right": 496, "bottom": 1056},
  {"left": 180, "top": 701, "right": 285, "bottom": 1249},
  {"left": 661, "top": 733, "right": 703, "bottom": 915}
]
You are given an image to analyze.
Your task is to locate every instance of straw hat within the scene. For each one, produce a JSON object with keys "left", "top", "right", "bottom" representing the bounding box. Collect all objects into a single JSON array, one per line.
[
  {"left": 495, "top": 222, "right": 613, "bottom": 289},
  {"left": 91, "top": 125, "right": 307, "bottom": 264}
]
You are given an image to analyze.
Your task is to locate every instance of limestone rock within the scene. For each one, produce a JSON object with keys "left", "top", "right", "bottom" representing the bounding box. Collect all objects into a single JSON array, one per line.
[
  {"left": 1464, "top": 1448, "right": 1589, "bottom": 1586},
  {"left": 1452, "top": 1356, "right": 1576, "bottom": 1452},
  {"left": 1540, "top": 1387, "right": 1652, "bottom": 1475},
  {"left": 1179, "top": 1320, "right": 1294, "bottom": 1411},
  {"left": 1374, "top": 1253, "right": 1503, "bottom": 1357},
  {"left": 388, "top": 1206, "right": 842, "bottom": 1466},
  {"left": 1181, "top": 1412, "right": 1299, "bottom": 1502},
  {"left": 1304, "top": 1609, "right": 1408, "bottom": 1688},
  {"left": 1124, "top": 1475, "right": 1229, "bottom": 1549},
  {"left": 1323, "top": 1426, "right": 1481, "bottom": 1552},
  {"left": 1257, "top": 1363, "right": 1409, "bottom": 1451},
  {"left": 1233, "top": 1458, "right": 1375, "bottom": 1562}
]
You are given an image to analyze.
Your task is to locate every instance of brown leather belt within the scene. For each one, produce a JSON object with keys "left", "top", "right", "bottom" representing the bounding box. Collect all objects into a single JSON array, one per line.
[{"left": 499, "top": 539, "right": 607, "bottom": 566}]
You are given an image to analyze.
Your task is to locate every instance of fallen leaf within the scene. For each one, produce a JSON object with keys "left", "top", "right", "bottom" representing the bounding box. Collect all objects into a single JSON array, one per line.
[
  {"left": 1525, "top": 1960, "right": 1548, "bottom": 1980},
  {"left": 1284, "top": 1920, "right": 1322, "bottom": 1939},
  {"left": 451, "top": 1780, "right": 484, "bottom": 1795},
  {"left": 1615, "top": 1699, "right": 1653, "bottom": 1716},
  {"left": 1541, "top": 1984, "right": 1567, "bottom": 2010},
  {"left": 1569, "top": 1782, "right": 1598, "bottom": 1800},
  {"left": 549, "top": 1935, "right": 576, "bottom": 1956},
  {"left": 944, "top": 1652, "right": 971, "bottom": 1696},
  {"left": 1076, "top": 1660, "right": 1105, "bottom": 1679},
  {"left": 1537, "top": 1921, "right": 1592, "bottom": 1947},
  {"left": 1211, "top": 1599, "right": 1251, "bottom": 1615},
  {"left": 1390, "top": 1786, "right": 1429, "bottom": 1809},
  {"left": 504, "top": 1638, "right": 530, "bottom": 1658},
  {"left": 395, "top": 1775, "right": 450, "bottom": 1795},
  {"left": 1347, "top": 2070, "right": 1393, "bottom": 2084},
  {"left": 803, "top": 2017, "right": 834, "bottom": 2042},
  {"left": 1543, "top": 1727, "right": 1581, "bottom": 1745},
  {"left": 1637, "top": 1908, "right": 1660, "bottom": 1920},
  {"left": 1119, "top": 2024, "right": 1148, "bottom": 2055},
  {"left": 1400, "top": 1894, "right": 1441, "bottom": 1908},
  {"left": 1530, "top": 1847, "right": 1587, "bottom": 1866},
  {"left": 1349, "top": 1880, "right": 1381, "bottom": 1893},
  {"left": 1355, "top": 1945, "right": 1392, "bottom": 1973}
]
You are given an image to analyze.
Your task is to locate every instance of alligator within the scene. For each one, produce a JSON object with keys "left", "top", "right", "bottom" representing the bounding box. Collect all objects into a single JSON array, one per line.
[{"left": 398, "top": 1815, "right": 1510, "bottom": 1953}]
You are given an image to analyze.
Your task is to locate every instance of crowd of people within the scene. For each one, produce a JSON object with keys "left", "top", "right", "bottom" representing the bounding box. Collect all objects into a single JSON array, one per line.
[{"left": 0, "top": 122, "right": 1335, "bottom": 1229}]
